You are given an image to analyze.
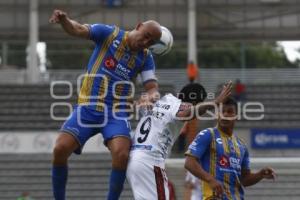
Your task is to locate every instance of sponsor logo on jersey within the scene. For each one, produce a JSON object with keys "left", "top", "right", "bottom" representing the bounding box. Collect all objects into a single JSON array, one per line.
[
  {"left": 104, "top": 56, "right": 117, "bottom": 70},
  {"left": 189, "top": 142, "right": 198, "bottom": 151},
  {"left": 131, "top": 144, "right": 152, "bottom": 150},
  {"left": 216, "top": 138, "right": 223, "bottom": 144},
  {"left": 112, "top": 39, "right": 120, "bottom": 48},
  {"left": 155, "top": 103, "right": 170, "bottom": 110},
  {"left": 229, "top": 157, "right": 241, "bottom": 170},
  {"left": 149, "top": 110, "right": 165, "bottom": 119},
  {"left": 199, "top": 131, "right": 206, "bottom": 136},
  {"left": 219, "top": 155, "right": 241, "bottom": 171},
  {"left": 219, "top": 155, "right": 230, "bottom": 168},
  {"left": 104, "top": 57, "right": 131, "bottom": 80},
  {"left": 115, "top": 63, "right": 131, "bottom": 80}
]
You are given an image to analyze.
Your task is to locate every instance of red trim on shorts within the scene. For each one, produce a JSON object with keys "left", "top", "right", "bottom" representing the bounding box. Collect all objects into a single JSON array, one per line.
[{"left": 154, "top": 166, "right": 166, "bottom": 200}]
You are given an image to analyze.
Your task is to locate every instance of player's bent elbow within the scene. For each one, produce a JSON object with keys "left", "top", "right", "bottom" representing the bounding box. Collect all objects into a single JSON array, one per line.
[
  {"left": 240, "top": 178, "right": 251, "bottom": 187},
  {"left": 240, "top": 170, "right": 254, "bottom": 187},
  {"left": 241, "top": 182, "right": 249, "bottom": 187}
]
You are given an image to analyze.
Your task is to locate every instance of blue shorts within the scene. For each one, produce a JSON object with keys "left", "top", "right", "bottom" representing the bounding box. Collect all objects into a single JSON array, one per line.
[{"left": 60, "top": 105, "right": 131, "bottom": 154}]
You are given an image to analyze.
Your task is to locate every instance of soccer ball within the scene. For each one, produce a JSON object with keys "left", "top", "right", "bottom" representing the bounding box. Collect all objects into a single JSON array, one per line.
[{"left": 149, "top": 26, "right": 173, "bottom": 56}]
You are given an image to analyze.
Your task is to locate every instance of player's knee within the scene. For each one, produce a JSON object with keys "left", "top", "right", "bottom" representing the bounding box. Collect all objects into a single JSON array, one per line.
[
  {"left": 117, "top": 150, "right": 129, "bottom": 161},
  {"left": 52, "top": 144, "right": 71, "bottom": 165},
  {"left": 112, "top": 148, "right": 129, "bottom": 163},
  {"left": 53, "top": 143, "right": 70, "bottom": 158}
]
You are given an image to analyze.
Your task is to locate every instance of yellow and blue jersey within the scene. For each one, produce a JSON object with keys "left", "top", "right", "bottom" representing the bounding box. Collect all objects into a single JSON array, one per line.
[
  {"left": 78, "top": 23, "right": 156, "bottom": 114},
  {"left": 186, "top": 127, "right": 250, "bottom": 200}
]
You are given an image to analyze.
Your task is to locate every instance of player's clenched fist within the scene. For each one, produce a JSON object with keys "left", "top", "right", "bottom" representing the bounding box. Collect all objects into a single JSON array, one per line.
[
  {"left": 208, "top": 178, "right": 224, "bottom": 198},
  {"left": 49, "top": 9, "right": 67, "bottom": 24},
  {"left": 260, "top": 167, "right": 276, "bottom": 180}
]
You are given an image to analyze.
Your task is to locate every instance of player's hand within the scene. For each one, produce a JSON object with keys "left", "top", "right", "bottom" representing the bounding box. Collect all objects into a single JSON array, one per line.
[
  {"left": 208, "top": 178, "right": 224, "bottom": 198},
  {"left": 260, "top": 167, "right": 276, "bottom": 180},
  {"left": 49, "top": 9, "right": 68, "bottom": 24},
  {"left": 136, "top": 91, "right": 160, "bottom": 110},
  {"left": 136, "top": 93, "right": 154, "bottom": 111},
  {"left": 214, "top": 80, "right": 233, "bottom": 105}
]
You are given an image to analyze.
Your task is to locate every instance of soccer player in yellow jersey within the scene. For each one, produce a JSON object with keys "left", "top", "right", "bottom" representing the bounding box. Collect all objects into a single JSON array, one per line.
[
  {"left": 49, "top": 9, "right": 161, "bottom": 200},
  {"left": 185, "top": 97, "right": 276, "bottom": 200}
]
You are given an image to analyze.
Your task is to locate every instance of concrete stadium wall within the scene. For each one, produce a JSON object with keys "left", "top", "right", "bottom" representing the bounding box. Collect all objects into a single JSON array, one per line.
[
  {"left": 1, "top": 129, "right": 300, "bottom": 157},
  {"left": 0, "top": 131, "right": 109, "bottom": 154},
  {"left": 1, "top": 68, "right": 300, "bottom": 92}
]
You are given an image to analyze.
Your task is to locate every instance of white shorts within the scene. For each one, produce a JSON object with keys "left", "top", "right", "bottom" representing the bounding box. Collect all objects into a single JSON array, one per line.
[{"left": 127, "top": 158, "right": 169, "bottom": 200}]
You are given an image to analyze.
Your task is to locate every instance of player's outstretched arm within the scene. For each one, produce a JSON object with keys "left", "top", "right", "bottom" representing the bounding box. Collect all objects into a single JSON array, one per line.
[
  {"left": 214, "top": 80, "right": 233, "bottom": 105},
  {"left": 241, "top": 167, "right": 276, "bottom": 187},
  {"left": 195, "top": 80, "right": 233, "bottom": 116},
  {"left": 49, "top": 9, "right": 89, "bottom": 39},
  {"left": 185, "top": 156, "right": 224, "bottom": 198}
]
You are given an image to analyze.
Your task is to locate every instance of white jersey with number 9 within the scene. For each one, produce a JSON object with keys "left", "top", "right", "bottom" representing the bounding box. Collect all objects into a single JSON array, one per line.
[{"left": 131, "top": 93, "right": 182, "bottom": 163}]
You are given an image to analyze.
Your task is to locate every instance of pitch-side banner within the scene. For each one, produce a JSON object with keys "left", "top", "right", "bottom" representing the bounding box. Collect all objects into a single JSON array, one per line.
[
  {"left": 0, "top": 132, "right": 110, "bottom": 153},
  {"left": 251, "top": 129, "right": 300, "bottom": 149}
]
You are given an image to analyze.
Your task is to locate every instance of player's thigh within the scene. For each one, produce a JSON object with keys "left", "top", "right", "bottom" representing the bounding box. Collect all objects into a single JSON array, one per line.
[
  {"left": 127, "top": 160, "right": 169, "bottom": 200},
  {"left": 127, "top": 160, "right": 157, "bottom": 200},
  {"left": 59, "top": 106, "right": 101, "bottom": 154},
  {"left": 103, "top": 117, "right": 131, "bottom": 154},
  {"left": 102, "top": 117, "right": 131, "bottom": 143}
]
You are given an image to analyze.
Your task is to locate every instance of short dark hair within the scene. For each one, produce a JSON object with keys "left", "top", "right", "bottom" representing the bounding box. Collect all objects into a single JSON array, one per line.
[
  {"left": 178, "top": 83, "right": 207, "bottom": 104},
  {"left": 222, "top": 96, "right": 238, "bottom": 111}
]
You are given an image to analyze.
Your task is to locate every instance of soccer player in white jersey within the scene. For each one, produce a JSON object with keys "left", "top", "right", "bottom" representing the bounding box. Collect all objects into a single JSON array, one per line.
[{"left": 127, "top": 81, "right": 232, "bottom": 200}]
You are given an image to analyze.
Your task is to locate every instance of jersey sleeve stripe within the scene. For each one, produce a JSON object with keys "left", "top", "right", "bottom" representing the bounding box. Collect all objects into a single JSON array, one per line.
[{"left": 184, "top": 151, "right": 200, "bottom": 159}]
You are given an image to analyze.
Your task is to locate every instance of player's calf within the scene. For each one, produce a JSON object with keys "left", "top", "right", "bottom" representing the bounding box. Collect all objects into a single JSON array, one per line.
[{"left": 107, "top": 136, "right": 131, "bottom": 200}]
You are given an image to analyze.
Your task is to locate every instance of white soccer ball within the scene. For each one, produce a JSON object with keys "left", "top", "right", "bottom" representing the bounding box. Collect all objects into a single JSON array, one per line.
[{"left": 149, "top": 26, "right": 173, "bottom": 56}]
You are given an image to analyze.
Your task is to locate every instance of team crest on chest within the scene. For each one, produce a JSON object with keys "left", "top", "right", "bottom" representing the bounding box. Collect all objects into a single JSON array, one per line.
[{"left": 122, "top": 53, "right": 130, "bottom": 62}]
